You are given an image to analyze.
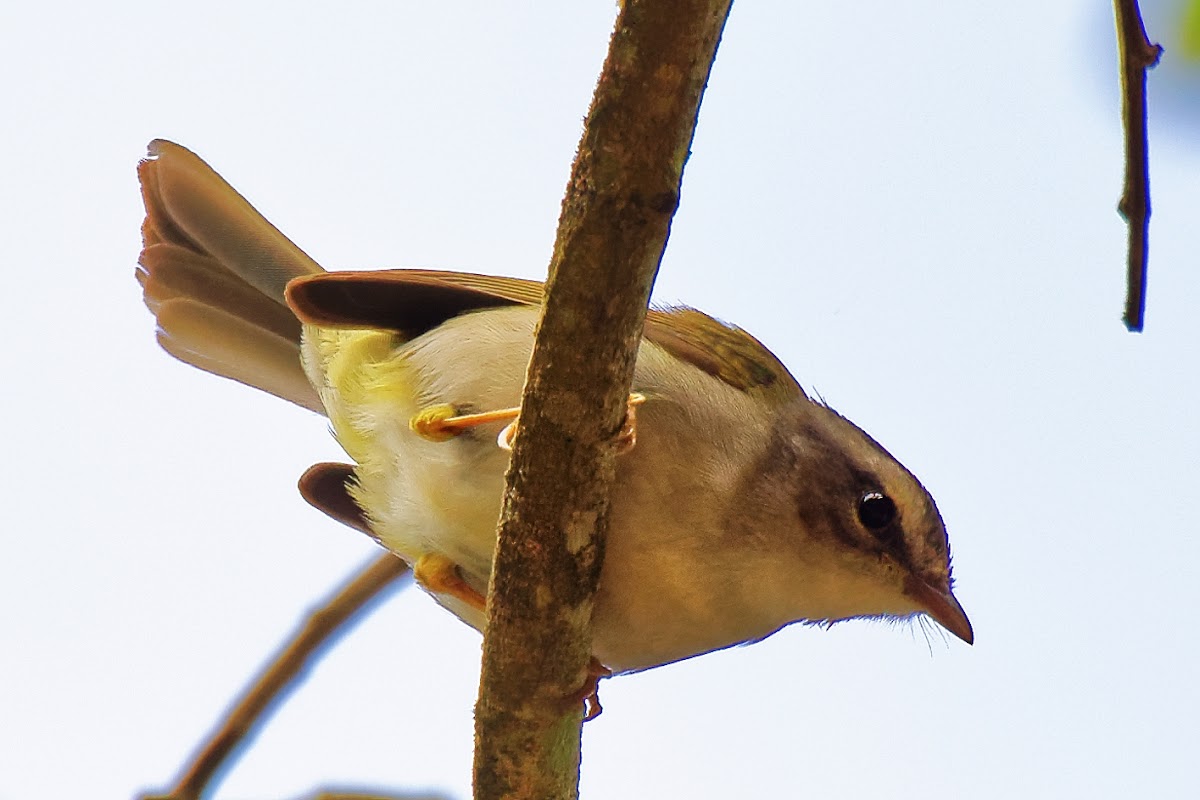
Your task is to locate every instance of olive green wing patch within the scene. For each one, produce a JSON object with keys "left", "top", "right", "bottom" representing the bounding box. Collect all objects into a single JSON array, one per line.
[{"left": 644, "top": 307, "right": 804, "bottom": 404}]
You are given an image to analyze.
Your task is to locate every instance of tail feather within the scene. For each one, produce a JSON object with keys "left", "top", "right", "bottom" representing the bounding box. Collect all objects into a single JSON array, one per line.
[
  {"left": 137, "top": 139, "right": 326, "bottom": 413},
  {"left": 156, "top": 300, "right": 323, "bottom": 413},
  {"left": 139, "top": 242, "right": 302, "bottom": 343},
  {"left": 140, "top": 139, "right": 324, "bottom": 299}
]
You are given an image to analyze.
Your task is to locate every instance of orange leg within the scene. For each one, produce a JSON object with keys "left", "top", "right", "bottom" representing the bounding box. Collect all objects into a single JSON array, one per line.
[
  {"left": 418, "top": 551, "right": 609, "bottom": 720},
  {"left": 413, "top": 394, "right": 646, "bottom": 451},
  {"left": 413, "top": 553, "right": 486, "bottom": 612},
  {"left": 497, "top": 393, "right": 646, "bottom": 453},
  {"left": 410, "top": 403, "right": 521, "bottom": 442},
  {"left": 614, "top": 392, "right": 646, "bottom": 454},
  {"left": 566, "top": 658, "right": 612, "bottom": 722}
]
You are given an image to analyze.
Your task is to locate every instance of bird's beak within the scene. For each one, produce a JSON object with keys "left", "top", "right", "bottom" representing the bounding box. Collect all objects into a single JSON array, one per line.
[{"left": 904, "top": 575, "right": 974, "bottom": 644}]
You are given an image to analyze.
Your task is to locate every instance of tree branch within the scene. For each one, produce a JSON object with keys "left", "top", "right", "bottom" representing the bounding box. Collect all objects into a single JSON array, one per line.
[
  {"left": 143, "top": 554, "right": 410, "bottom": 800},
  {"left": 1113, "top": 0, "right": 1162, "bottom": 331},
  {"left": 471, "top": 2, "right": 733, "bottom": 799}
]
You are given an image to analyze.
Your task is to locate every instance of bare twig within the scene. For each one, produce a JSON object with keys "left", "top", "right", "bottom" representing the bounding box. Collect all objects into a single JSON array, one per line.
[
  {"left": 1113, "top": 0, "right": 1162, "bottom": 331},
  {"left": 143, "top": 554, "right": 411, "bottom": 800},
  {"left": 471, "top": 3, "right": 733, "bottom": 799},
  {"left": 301, "top": 789, "right": 452, "bottom": 800}
]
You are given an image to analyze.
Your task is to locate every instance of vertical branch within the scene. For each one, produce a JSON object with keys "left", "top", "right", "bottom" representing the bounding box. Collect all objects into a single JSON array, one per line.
[
  {"left": 1113, "top": 0, "right": 1162, "bottom": 331},
  {"left": 472, "top": 2, "right": 733, "bottom": 799}
]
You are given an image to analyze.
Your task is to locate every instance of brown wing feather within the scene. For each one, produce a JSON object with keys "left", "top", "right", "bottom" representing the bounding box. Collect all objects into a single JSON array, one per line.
[
  {"left": 644, "top": 307, "right": 804, "bottom": 404},
  {"left": 287, "top": 269, "right": 801, "bottom": 405},
  {"left": 285, "top": 270, "right": 541, "bottom": 338},
  {"left": 298, "top": 463, "right": 373, "bottom": 535}
]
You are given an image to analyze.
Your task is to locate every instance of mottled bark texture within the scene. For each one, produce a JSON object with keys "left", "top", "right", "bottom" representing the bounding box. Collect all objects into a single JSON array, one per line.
[{"left": 472, "top": 2, "right": 733, "bottom": 799}]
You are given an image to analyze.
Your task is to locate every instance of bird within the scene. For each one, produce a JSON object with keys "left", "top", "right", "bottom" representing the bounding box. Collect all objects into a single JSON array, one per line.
[{"left": 136, "top": 139, "right": 972, "bottom": 686}]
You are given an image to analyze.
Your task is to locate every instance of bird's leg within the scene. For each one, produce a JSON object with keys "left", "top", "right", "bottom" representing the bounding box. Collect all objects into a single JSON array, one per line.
[
  {"left": 415, "top": 552, "right": 608, "bottom": 720},
  {"left": 412, "top": 553, "right": 486, "bottom": 611},
  {"left": 565, "top": 658, "right": 612, "bottom": 721},
  {"left": 411, "top": 395, "right": 646, "bottom": 452},
  {"left": 416, "top": 550, "right": 612, "bottom": 720},
  {"left": 613, "top": 392, "right": 646, "bottom": 454},
  {"left": 410, "top": 403, "right": 522, "bottom": 442},
  {"left": 496, "top": 393, "right": 647, "bottom": 452}
]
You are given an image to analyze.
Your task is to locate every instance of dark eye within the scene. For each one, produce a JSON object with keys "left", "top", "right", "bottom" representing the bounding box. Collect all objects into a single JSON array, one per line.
[{"left": 857, "top": 491, "right": 896, "bottom": 531}]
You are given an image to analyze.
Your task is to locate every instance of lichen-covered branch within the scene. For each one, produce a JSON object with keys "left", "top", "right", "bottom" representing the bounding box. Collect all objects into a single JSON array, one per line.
[
  {"left": 1113, "top": 0, "right": 1162, "bottom": 331},
  {"left": 471, "top": 2, "right": 733, "bottom": 799}
]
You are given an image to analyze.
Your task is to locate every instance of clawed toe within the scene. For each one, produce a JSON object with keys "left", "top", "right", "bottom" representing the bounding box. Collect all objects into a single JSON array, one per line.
[
  {"left": 496, "top": 392, "right": 646, "bottom": 454},
  {"left": 411, "top": 404, "right": 522, "bottom": 442},
  {"left": 564, "top": 658, "right": 612, "bottom": 721},
  {"left": 413, "top": 553, "right": 486, "bottom": 611}
]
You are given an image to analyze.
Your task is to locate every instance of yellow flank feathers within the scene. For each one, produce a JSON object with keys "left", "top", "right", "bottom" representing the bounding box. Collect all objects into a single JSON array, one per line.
[{"left": 302, "top": 326, "right": 416, "bottom": 463}]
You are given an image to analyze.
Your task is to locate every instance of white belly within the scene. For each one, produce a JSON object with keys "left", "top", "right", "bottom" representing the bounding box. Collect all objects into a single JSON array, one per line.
[{"left": 303, "top": 305, "right": 796, "bottom": 672}]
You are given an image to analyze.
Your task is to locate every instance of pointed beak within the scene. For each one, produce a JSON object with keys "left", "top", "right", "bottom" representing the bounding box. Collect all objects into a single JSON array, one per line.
[{"left": 904, "top": 575, "right": 974, "bottom": 644}]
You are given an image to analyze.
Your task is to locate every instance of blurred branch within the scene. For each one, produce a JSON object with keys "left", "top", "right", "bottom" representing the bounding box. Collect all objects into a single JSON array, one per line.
[
  {"left": 143, "top": 554, "right": 411, "bottom": 800},
  {"left": 471, "top": 2, "right": 732, "bottom": 799},
  {"left": 300, "top": 790, "right": 452, "bottom": 800},
  {"left": 1113, "top": 0, "right": 1162, "bottom": 331}
]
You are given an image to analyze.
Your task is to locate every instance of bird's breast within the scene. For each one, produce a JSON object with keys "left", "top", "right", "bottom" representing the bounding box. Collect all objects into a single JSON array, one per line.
[{"left": 301, "top": 306, "right": 797, "bottom": 671}]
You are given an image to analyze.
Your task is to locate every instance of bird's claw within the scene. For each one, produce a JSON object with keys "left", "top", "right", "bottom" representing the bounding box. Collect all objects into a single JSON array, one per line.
[
  {"left": 415, "top": 553, "right": 609, "bottom": 721},
  {"left": 411, "top": 404, "right": 522, "bottom": 442},
  {"left": 497, "top": 393, "right": 646, "bottom": 454},
  {"left": 615, "top": 393, "right": 646, "bottom": 454},
  {"left": 413, "top": 553, "right": 486, "bottom": 611},
  {"left": 565, "top": 658, "right": 612, "bottom": 721}
]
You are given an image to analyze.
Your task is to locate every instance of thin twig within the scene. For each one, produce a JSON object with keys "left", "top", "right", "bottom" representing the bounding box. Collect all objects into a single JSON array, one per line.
[
  {"left": 1113, "top": 0, "right": 1162, "bottom": 331},
  {"left": 471, "top": 3, "right": 733, "bottom": 799},
  {"left": 142, "top": 554, "right": 411, "bottom": 800},
  {"left": 301, "top": 789, "right": 452, "bottom": 800}
]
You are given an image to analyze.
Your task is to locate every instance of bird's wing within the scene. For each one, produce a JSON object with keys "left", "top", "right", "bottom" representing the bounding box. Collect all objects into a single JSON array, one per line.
[
  {"left": 288, "top": 270, "right": 803, "bottom": 404},
  {"left": 644, "top": 307, "right": 805, "bottom": 404},
  {"left": 298, "top": 462, "right": 373, "bottom": 534},
  {"left": 285, "top": 269, "right": 540, "bottom": 338}
]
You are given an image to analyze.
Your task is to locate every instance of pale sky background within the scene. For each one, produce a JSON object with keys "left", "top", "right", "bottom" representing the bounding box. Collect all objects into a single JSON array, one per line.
[{"left": 3, "top": 2, "right": 1199, "bottom": 798}]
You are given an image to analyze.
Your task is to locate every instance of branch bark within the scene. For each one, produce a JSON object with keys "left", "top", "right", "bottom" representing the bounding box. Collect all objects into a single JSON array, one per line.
[
  {"left": 1113, "top": 0, "right": 1162, "bottom": 331},
  {"left": 143, "top": 554, "right": 410, "bottom": 800},
  {"left": 472, "top": 2, "right": 733, "bottom": 798}
]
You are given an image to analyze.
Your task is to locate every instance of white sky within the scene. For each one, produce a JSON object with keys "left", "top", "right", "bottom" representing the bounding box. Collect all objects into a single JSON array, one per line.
[{"left": 3, "top": 2, "right": 1198, "bottom": 798}]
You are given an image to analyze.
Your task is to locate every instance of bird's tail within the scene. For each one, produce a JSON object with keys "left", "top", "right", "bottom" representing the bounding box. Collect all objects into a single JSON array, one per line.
[{"left": 136, "top": 139, "right": 325, "bottom": 413}]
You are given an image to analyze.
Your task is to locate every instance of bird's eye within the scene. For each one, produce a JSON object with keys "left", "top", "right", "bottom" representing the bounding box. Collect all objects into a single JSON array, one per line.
[{"left": 857, "top": 491, "right": 896, "bottom": 531}]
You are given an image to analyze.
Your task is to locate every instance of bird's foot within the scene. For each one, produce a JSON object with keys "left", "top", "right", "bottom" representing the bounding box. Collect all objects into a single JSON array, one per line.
[
  {"left": 410, "top": 403, "right": 521, "bottom": 442},
  {"left": 567, "top": 658, "right": 612, "bottom": 721},
  {"left": 614, "top": 393, "right": 646, "bottom": 454},
  {"left": 414, "top": 553, "right": 608, "bottom": 721},
  {"left": 497, "top": 393, "right": 646, "bottom": 453},
  {"left": 413, "top": 553, "right": 486, "bottom": 611}
]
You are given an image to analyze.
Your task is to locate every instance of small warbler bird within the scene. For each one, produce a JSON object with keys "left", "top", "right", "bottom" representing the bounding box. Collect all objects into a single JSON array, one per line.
[{"left": 136, "top": 140, "right": 972, "bottom": 680}]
